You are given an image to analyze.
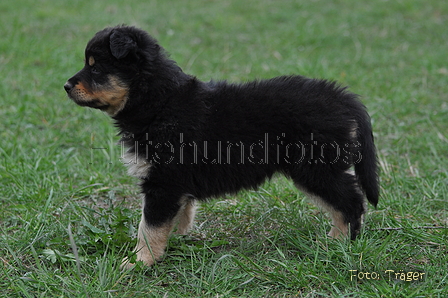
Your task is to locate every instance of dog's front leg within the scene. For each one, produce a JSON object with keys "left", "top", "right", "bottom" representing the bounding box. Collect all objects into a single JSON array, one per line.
[
  {"left": 122, "top": 189, "right": 183, "bottom": 268},
  {"left": 121, "top": 213, "right": 175, "bottom": 269},
  {"left": 129, "top": 215, "right": 174, "bottom": 268}
]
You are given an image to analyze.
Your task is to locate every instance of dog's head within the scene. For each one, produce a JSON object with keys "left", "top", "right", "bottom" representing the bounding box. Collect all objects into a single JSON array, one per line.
[{"left": 64, "top": 26, "right": 162, "bottom": 116}]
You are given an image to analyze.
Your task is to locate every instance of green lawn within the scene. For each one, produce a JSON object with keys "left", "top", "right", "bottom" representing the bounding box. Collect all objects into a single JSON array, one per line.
[{"left": 1, "top": 0, "right": 447, "bottom": 297}]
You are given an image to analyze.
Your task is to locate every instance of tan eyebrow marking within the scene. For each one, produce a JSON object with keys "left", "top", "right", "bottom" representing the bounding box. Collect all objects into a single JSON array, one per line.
[{"left": 88, "top": 56, "right": 95, "bottom": 66}]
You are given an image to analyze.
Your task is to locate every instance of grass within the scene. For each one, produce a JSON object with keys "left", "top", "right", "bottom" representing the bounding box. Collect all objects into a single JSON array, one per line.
[{"left": 1, "top": 0, "right": 447, "bottom": 296}]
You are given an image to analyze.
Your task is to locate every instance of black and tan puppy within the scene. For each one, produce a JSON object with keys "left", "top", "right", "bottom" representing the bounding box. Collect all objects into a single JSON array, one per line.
[{"left": 64, "top": 26, "right": 379, "bottom": 268}]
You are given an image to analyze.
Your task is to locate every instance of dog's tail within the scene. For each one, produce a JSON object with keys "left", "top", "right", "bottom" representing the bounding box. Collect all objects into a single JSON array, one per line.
[{"left": 354, "top": 106, "right": 379, "bottom": 207}]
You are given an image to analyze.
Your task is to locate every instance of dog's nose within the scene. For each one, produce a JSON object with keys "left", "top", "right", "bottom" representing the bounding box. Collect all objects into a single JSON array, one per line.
[{"left": 64, "top": 81, "right": 73, "bottom": 93}]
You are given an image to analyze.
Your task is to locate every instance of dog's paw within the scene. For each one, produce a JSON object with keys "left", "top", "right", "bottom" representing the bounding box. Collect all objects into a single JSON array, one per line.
[
  {"left": 120, "top": 248, "right": 158, "bottom": 270},
  {"left": 120, "top": 257, "right": 155, "bottom": 270},
  {"left": 328, "top": 226, "right": 349, "bottom": 239},
  {"left": 120, "top": 257, "right": 138, "bottom": 270}
]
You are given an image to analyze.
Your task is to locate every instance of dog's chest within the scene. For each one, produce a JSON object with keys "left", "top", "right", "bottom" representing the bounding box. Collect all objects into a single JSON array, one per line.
[{"left": 122, "top": 150, "right": 152, "bottom": 178}]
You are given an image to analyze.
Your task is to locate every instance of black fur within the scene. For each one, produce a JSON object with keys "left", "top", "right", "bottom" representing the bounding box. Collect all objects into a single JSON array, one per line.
[{"left": 66, "top": 26, "right": 379, "bottom": 244}]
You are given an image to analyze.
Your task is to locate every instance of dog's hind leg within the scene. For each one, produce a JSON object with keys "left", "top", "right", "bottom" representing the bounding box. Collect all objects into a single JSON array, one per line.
[{"left": 294, "top": 170, "right": 366, "bottom": 240}]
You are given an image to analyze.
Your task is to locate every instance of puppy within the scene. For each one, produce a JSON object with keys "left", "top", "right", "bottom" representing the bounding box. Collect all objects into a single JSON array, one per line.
[{"left": 64, "top": 25, "right": 379, "bottom": 268}]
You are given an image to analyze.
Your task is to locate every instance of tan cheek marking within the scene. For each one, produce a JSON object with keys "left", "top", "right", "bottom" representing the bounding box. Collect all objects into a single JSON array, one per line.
[
  {"left": 75, "top": 82, "right": 88, "bottom": 93},
  {"left": 95, "top": 76, "right": 129, "bottom": 115},
  {"left": 88, "top": 56, "right": 95, "bottom": 66},
  {"left": 70, "top": 76, "right": 129, "bottom": 115}
]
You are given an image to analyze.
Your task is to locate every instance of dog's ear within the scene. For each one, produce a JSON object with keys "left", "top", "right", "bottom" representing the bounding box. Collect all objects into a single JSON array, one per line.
[{"left": 110, "top": 30, "right": 138, "bottom": 59}]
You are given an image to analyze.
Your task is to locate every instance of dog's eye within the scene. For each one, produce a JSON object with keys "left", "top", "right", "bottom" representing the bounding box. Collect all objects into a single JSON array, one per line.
[{"left": 91, "top": 66, "right": 100, "bottom": 74}]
